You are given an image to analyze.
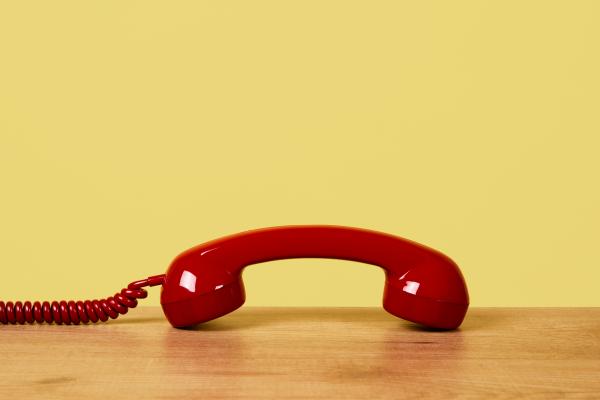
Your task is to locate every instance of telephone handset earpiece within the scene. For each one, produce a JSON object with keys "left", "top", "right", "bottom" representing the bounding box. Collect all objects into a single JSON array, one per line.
[{"left": 0, "top": 226, "right": 469, "bottom": 330}]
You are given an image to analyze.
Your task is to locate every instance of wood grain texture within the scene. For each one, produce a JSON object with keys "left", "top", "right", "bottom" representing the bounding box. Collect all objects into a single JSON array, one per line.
[{"left": 0, "top": 307, "right": 599, "bottom": 399}]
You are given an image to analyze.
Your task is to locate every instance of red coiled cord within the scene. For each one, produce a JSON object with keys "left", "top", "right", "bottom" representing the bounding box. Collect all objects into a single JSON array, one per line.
[{"left": 0, "top": 274, "right": 165, "bottom": 325}]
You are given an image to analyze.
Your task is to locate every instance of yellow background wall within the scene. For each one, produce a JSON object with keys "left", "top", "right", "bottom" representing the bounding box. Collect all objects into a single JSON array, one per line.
[{"left": 1, "top": 1, "right": 598, "bottom": 307}]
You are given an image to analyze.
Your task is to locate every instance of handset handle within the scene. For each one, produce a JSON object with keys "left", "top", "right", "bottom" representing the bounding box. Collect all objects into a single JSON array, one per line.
[{"left": 207, "top": 225, "right": 443, "bottom": 273}]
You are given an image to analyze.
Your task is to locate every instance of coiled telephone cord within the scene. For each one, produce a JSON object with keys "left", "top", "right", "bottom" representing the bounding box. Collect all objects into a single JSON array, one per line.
[{"left": 0, "top": 274, "right": 165, "bottom": 325}]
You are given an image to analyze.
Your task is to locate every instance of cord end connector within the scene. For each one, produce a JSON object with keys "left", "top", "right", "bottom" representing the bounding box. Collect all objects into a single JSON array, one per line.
[{"left": 128, "top": 274, "right": 166, "bottom": 290}]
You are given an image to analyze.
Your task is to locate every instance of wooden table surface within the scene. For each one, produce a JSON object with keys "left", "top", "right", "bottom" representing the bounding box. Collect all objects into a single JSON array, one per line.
[{"left": 1, "top": 307, "right": 599, "bottom": 399}]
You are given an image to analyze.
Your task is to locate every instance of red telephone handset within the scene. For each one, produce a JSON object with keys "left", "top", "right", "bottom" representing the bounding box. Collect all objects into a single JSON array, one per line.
[{"left": 0, "top": 226, "right": 469, "bottom": 330}]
